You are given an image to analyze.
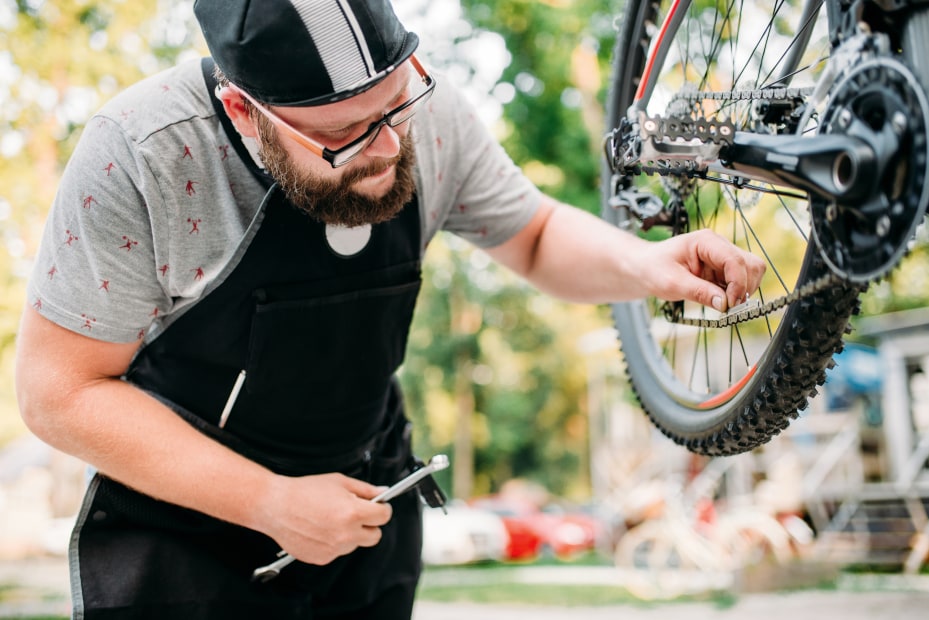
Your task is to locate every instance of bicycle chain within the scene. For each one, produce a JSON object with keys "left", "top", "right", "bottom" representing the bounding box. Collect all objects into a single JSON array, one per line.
[
  {"left": 636, "top": 86, "right": 845, "bottom": 328},
  {"left": 672, "top": 86, "right": 812, "bottom": 105},
  {"left": 672, "top": 272, "right": 843, "bottom": 328}
]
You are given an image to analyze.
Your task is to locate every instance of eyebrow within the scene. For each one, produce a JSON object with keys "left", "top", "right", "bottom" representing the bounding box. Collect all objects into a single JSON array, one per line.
[{"left": 305, "top": 70, "right": 413, "bottom": 134}]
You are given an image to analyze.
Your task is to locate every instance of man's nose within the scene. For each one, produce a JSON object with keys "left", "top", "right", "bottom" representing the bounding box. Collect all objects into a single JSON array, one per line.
[{"left": 362, "top": 122, "right": 401, "bottom": 159}]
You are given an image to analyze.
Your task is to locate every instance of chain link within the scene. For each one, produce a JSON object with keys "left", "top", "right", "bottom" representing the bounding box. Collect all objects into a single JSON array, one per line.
[
  {"left": 671, "top": 272, "right": 843, "bottom": 328},
  {"left": 671, "top": 87, "right": 812, "bottom": 104}
]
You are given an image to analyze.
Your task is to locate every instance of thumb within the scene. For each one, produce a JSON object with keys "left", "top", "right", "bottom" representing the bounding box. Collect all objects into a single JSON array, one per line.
[{"left": 688, "top": 277, "right": 728, "bottom": 311}]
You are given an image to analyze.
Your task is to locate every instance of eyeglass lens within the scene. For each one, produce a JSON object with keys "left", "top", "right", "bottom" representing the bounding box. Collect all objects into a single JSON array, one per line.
[{"left": 330, "top": 78, "right": 434, "bottom": 166}]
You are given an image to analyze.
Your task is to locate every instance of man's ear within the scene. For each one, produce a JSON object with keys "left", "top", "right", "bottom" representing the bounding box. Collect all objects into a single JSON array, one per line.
[{"left": 216, "top": 86, "right": 259, "bottom": 139}]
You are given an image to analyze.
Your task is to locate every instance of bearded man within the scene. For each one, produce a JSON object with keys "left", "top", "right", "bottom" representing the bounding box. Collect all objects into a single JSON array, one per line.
[{"left": 15, "top": 1, "right": 764, "bottom": 618}]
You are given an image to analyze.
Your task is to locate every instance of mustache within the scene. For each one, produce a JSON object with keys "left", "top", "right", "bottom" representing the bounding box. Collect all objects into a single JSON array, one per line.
[{"left": 341, "top": 153, "right": 401, "bottom": 186}]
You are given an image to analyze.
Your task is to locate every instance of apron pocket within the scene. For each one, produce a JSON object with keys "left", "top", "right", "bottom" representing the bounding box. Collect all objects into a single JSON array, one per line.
[{"left": 245, "top": 280, "right": 421, "bottom": 412}]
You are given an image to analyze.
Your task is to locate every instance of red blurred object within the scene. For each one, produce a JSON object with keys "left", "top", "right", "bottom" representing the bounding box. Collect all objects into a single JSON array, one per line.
[
  {"left": 498, "top": 514, "right": 543, "bottom": 560},
  {"left": 469, "top": 495, "right": 601, "bottom": 560}
]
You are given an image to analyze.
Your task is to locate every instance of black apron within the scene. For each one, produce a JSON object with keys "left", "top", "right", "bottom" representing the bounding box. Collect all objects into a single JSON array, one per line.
[{"left": 69, "top": 59, "right": 425, "bottom": 620}]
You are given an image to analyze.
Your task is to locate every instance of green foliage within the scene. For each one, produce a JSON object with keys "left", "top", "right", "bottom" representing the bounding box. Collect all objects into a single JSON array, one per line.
[{"left": 457, "top": 0, "right": 621, "bottom": 213}]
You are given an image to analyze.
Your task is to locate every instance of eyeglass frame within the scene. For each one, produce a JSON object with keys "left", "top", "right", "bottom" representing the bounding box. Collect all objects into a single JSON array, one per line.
[{"left": 225, "top": 55, "right": 435, "bottom": 168}]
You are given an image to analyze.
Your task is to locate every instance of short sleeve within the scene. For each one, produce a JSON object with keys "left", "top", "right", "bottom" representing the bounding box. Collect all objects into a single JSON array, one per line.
[{"left": 26, "top": 116, "right": 171, "bottom": 343}]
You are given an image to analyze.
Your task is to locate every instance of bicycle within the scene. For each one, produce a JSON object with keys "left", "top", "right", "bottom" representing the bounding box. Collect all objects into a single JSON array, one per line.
[
  {"left": 602, "top": 0, "right": 929, "bottom": 456},
  {"left": 612, "top": 458, "right": 812, "bottom": 600}
]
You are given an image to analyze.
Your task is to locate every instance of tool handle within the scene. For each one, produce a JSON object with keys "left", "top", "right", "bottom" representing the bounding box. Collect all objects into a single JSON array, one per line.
[{"left": 251, "top": 553, "right": 295, "bottom": 582}]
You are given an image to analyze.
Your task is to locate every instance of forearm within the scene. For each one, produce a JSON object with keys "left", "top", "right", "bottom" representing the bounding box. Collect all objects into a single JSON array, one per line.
[
  {"left": 18, "top": 361, "right": 272, "bottom": 532},
  {"left": 518, "top": 202, "right": 654, "bottom": 304}
]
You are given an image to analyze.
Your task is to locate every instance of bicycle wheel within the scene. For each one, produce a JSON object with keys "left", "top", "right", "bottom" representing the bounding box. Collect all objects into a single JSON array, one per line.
[{"left": 602, "top": 0, "right": 868, "bottom": 455}]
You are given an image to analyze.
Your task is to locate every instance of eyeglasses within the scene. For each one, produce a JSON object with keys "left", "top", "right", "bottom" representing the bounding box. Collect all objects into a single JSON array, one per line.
[{"left": 230, "top": 55, "right": 435, "bottom": 168}]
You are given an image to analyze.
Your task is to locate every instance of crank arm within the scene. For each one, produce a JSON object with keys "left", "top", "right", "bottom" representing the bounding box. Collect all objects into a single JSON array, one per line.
[{"left": 719, "top": 131, "right": 880, "bottom": 203}]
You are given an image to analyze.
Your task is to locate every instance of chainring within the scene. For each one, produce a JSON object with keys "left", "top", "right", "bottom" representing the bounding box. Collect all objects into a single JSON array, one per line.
[{"left": 811, "top": 57, "right": 929, "bottom": 282}]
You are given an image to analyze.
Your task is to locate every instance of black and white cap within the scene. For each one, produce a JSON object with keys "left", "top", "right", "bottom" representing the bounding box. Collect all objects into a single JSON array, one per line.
[{"left": 194, "top": 0, "right": 419, "bottom": 107}]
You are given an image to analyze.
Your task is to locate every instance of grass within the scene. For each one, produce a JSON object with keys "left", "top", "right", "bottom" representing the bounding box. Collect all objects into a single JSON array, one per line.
[
  {"left": 418, "top": 575, "right": 741, "bottom": 609},
  {"left": 0, "top": 581, "right": 69, "bottom": 620},
  {"left": 419, "top": 581, "right": 641, "bottom": 606},
  {"left": 416, "top": 554, "right": 740, "bottom": 608}
]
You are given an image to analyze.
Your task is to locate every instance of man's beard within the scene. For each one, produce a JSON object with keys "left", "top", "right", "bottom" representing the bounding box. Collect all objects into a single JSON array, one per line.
[{"left": 255, "top": 118, "right": 417, "bottom": 227}]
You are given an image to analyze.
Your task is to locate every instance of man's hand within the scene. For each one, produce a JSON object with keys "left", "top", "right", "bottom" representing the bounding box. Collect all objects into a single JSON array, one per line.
[
  {"left": 641, "top": 229, "right": 767, "bottom": 311},
  {"left": 255, "top": 473, "right": 393, "bottom": 566}
]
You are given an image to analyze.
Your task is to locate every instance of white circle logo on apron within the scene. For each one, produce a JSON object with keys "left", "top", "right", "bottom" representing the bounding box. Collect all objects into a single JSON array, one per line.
[{"left": 325, "top": 223, "right": 372, "bottom": 256}]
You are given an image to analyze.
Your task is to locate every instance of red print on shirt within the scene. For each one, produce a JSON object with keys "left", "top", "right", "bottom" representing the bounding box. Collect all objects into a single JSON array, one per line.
[
  {"left": 62, "top": 230, "right": 79, "bottom": 246},
  {"left": 158, "top": 264, "right": 169, "bottom": 277},
  {"left": 182, "top": 145, "right": 193, "bottom": 159},
  {"left": 99, "top": 280, "right": 110, "bottom": 292},
  {"left": 33, "top": 298, "right": 42, "bottom": 310},
  {"left": 80, "top": 314, "right": 96, "bottom": 330},
  {"left": 119, "top": 236, "right": 139, "bottom": 251},
  {"left": 218, "top": 145, "right": 230, "bottom": 160},
  {"left": 103, "top": 162, "right": 115, "bottom": 176},
  {"left": 150, "top": 307, "right": 160, "bottom": 318},
  {"left": 192, "top": 267, "right": 205, "bottom": 281},
  {"left": 187, "top": 218, "right": 201, "bottom": 234},
  {"left": 47, "top": 266, "right": 57, "bottom": 280},
  {"left": 82, "top": 194, "right": 98, "bottom": 210},
  {"left": 185, "top": 180, "right": 198, "bottom": 196}
]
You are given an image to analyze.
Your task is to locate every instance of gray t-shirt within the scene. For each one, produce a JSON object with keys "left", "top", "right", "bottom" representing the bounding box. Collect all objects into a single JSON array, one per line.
[{"left": 27, "top": 59, "right": 542, "bottom": 343}]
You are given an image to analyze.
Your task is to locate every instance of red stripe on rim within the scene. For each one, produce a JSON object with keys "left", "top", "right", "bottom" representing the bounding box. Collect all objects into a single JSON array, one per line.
[
  {"left": 634, "top": 0, "right": 684, "bottom": 103},
  {"left": 697, "top": 364, "right": 758, "bottom": 410}
]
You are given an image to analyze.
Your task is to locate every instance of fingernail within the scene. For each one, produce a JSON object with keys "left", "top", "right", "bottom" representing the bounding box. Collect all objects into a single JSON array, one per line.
[{"left": 712, "top": 296, "right": 724, "bottom": 311}]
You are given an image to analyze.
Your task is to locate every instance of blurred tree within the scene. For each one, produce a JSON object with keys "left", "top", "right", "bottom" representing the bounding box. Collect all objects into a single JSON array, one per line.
[
  {"left": 391, "top": 0, "right": 632, "bottom": 499},
  {"left": 456, "top": 0, "right": 620, "bottom": 213}
]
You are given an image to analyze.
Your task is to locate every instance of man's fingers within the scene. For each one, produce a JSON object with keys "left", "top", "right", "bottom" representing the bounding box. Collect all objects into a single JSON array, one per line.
[
  {"left": 691, "top": 230, "right": 765, "bottom": 307},
  {"left": 337, "top": 475, "right": 393, "bottom": 526},
  {"left": 359, "top": 525, "right": 384, "bottom": 548}
]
